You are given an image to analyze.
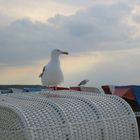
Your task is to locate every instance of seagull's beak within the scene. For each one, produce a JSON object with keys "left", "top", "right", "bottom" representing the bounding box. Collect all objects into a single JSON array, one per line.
[{"left": 61, "top": 51, "right": 69, "bottom": 55}]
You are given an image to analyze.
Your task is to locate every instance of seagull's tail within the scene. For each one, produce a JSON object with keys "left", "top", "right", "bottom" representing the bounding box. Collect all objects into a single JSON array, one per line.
[
  {"left": 39, "top": 73, "right": 42, "bottom": 78},
  {"left": 78, "top": 83, "right": 81, "bottom": 86}
]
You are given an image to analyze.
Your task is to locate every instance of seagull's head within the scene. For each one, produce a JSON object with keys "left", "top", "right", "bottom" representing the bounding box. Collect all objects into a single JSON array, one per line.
[{"left": 51, "top": 49, "right": 69, "bottom": 58}]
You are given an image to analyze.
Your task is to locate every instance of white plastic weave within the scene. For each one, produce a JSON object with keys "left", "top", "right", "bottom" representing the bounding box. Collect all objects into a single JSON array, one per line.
[{"left": 0, "top": 90, "right": 139, "bottom": 140}]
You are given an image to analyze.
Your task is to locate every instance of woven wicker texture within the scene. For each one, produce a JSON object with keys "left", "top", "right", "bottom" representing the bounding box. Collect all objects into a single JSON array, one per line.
[{"left": 0, "top": 90, "right": 139, "bottom": 140}]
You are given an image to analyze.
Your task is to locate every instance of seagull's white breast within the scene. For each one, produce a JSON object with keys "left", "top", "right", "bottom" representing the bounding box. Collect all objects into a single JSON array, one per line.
[{"left": 41, "top": 61, "right": 64, "bottom": 86}]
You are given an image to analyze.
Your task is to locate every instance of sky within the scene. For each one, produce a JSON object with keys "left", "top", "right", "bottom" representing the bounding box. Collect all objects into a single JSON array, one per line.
[{"left": 0, "top": 0, "right": 140, "bottom": 86}]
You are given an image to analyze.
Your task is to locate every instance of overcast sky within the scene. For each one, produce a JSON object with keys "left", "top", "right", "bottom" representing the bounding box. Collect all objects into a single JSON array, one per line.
[{"left": 0, "top": 0, "right": 140, "bottom": 86}]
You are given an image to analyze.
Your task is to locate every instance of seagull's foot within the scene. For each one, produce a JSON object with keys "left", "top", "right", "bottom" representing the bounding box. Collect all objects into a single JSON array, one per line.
[{"left": 47, "top": 86, "right": 57, "bottom": 90}]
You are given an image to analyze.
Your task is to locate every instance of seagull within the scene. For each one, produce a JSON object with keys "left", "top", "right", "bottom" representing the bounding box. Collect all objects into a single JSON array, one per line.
[
  {"left": 39, "top": 49, "right": 68, "bottom": 87},
  {"left": 78, "top": 80, "right": 89, "bottom": 86}
]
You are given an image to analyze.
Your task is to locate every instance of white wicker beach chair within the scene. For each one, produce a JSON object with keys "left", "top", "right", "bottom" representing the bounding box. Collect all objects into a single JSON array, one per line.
[{"left": 0, "top": 91, "right": 139, "bottom": 140}]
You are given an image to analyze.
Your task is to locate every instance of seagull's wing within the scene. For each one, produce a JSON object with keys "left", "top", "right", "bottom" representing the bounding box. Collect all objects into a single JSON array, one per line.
[
  {"left": 39, "top": 66, "right": 45, "bottom": 78},
  {"left": 78, "top": 80, "right": 85, "bottom": 86},
  {"left": 78, "top": 80, "right": 89, "bottom": 86}
]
